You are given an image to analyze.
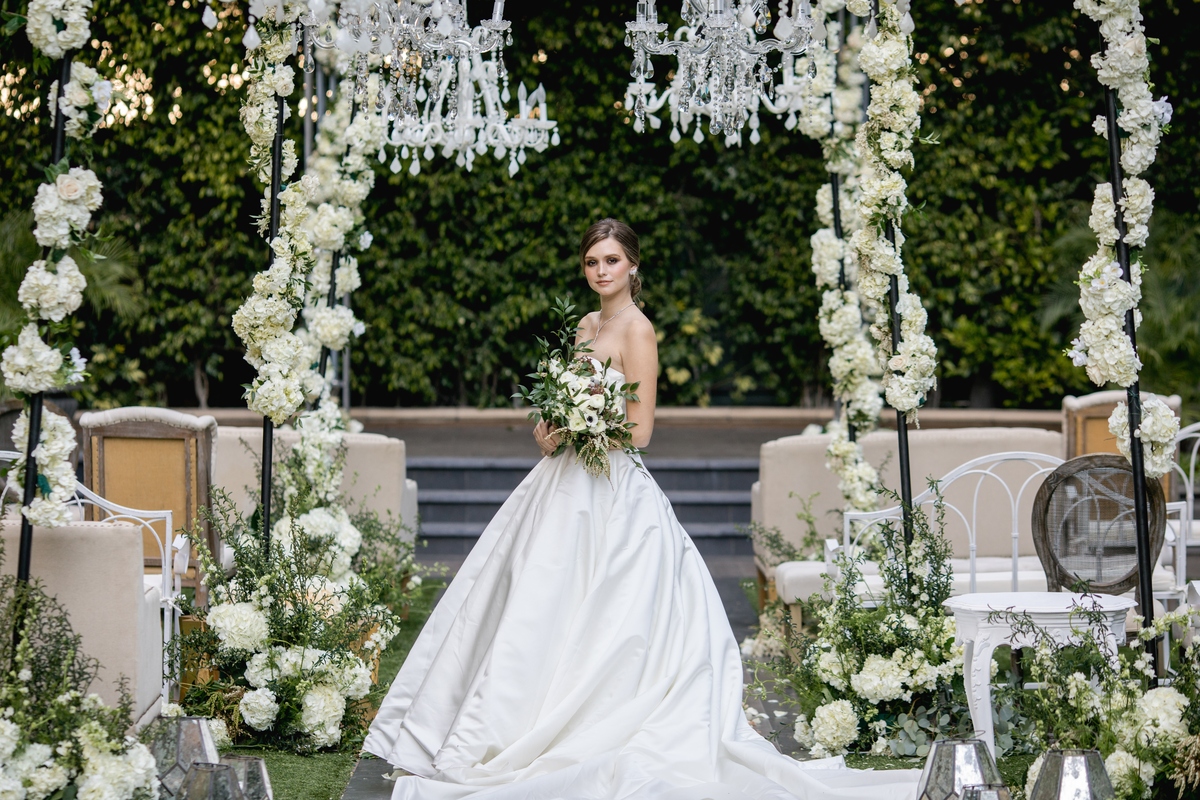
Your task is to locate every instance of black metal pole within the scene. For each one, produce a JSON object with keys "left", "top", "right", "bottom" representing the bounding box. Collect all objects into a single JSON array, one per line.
[
  {"left": 16, "top": 54, "right": 74, "bottom": 587},
  {"left": 260, "top": 92, "right": 287, "bottom": 555},
  {"left": 1103, "top": 87, "right": 1158, "bottom": 676},
  {"left": 885, "top": 223, "right": 915, "bottom": 544}
]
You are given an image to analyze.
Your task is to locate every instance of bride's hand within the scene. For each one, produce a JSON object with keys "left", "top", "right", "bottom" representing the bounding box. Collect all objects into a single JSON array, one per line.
[{"left": 534, "top": 420, "right": 561, "bottom": 457}]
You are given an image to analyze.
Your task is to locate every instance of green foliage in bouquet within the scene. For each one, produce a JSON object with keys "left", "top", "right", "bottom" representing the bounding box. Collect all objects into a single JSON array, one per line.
[
  {"left": 171, "top": 491, "right": 401, "bottom": 754},
  {"left": 515, "top": 298, "right": 642, "bottom": 478},
  {"left": 0, "top": 551, "right": 158, "bottom": 799},
  {"left": 994, "top": 603, "right": 1200, "bottom": 800},
  {"left": 775, "top": 489, "right": 972, "bottom": 759}
]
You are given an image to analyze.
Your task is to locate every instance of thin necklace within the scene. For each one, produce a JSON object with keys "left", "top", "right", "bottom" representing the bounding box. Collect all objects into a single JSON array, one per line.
[{"left": 595, "top": 301, "right": 635, "bottom": 343}]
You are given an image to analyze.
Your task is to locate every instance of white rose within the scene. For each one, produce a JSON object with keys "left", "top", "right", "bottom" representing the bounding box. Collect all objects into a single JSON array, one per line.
[{"left": 56, "top": 173, "right": 84, "bottom": 201}]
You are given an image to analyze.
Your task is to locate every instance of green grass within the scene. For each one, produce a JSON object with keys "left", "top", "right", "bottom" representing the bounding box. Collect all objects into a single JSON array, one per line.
[{"left": 231, "top": 579, "right": 444, "bottom": 800}]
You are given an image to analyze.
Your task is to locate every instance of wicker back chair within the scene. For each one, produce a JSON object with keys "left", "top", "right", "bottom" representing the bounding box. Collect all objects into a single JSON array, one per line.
[{"left": 1032, "top": 454, "right": 1166, "bottom": 595}]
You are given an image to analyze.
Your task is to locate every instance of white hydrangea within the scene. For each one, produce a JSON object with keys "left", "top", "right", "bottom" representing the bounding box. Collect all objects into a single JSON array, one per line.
[
  {"left": 300, "top": 684, "right": 346, "bottom": 749},
  {"left": 25, "top": 0, "right": 92, "bottom": 59},
  {"left": 206, "top": 601, "right": 270, "bottom": 652},
  {"left": 18, "top": 256, "right": 87, "bottom": 322},
  {"left": 1108, "top": 395, "right": 1179, "bottom": 479},
  {"left": 240, "top": 688, "right": 280, "bottom": 731},
  {"left": 1104, "top": 749, "right": 1155, "bottom": 798},
  {"left": 306, "top": 305, "right": 359, "bottom": 352},
  {"left": 31, "top": 169, "right": 103, "bottom": 250},
  {"left": 850, "top": 653, "right": 910, "bottom": 704},
  {"left": 11, "top": 408, "right": 77, "bottom": 528},
  {"left": 809, "top": 700, "right": 859, "bottom": 758},
  {"left": 1131, "top": 685, "right": 1189, "bottom": 746},
  {"left": 2, "top": 324, "right": 65, "bottom": 395},
  {"left": 333, "top": 656, "right": 374, "bottom": 701}
]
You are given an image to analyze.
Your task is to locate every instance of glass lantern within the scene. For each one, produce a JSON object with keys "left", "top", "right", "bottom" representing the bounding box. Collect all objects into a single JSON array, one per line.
[
  {"left": 916, "top": 738, "right": 1004, "bottom": 800},
  {"left": 219, "top": 755, "right": 274, "bottom": 800},
  {"left": 177, "top": 763, "right": 246, "bottom": 800},
  {"left": 145, "top": 716, "right": 221, "bottom": 799},
  {"left": 962, "top": 785, "right": 1014, "bottom": 800},
  {"left": 1028, "top": 749, "right": 1115, "bottom": 800}
]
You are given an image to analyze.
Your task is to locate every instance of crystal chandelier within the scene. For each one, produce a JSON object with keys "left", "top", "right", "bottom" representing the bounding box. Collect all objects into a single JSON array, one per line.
[
  {"left": 301, "top": 0, "right": 557, "bottom": 176},
  {"left": 386, "top": 50, "right": 560, "bottom": 177},
  {"left": 625, "top": 0, "right": 814, "bottom": 141}
]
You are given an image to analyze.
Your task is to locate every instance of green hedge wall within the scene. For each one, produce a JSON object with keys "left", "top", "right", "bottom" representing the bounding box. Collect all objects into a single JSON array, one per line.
[{"left": 2, "top": 0, "right": 1197, "bottom": 411}]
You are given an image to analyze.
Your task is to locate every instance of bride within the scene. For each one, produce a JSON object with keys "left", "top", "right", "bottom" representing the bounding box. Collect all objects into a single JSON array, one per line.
[{"left": 364, "top": 219, "right": 919, "bottom": 799}]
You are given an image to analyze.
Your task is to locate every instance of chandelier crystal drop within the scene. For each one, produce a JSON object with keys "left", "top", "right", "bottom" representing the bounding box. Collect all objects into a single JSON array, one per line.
[{"left": 625, "top": 0, "right": 814, "bottom": 144}]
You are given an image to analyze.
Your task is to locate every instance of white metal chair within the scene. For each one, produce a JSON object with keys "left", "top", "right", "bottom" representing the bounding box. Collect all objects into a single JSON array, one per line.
[
  {"left": 827, "top": 452, "right": 1065, "bottom": 600},
  {"left": 1, "top": 449, "right": 186, "bottom": 704},
  {"left": 1172, "top": 421, "right": 1200, "bottom": 547}
]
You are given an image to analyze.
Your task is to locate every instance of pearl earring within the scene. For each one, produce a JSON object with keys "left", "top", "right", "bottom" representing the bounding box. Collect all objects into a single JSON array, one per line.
[{"left": 631, "top": 268, "right": 638, "bottom": 275}]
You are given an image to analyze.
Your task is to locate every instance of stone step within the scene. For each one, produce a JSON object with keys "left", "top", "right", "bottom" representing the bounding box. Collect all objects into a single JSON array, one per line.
[{"left": 411, "top": 456, "right": 758, "bottom": 539}]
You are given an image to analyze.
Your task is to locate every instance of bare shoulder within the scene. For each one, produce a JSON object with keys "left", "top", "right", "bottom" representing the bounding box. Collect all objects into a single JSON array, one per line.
[
  {"left": 623, "top": 309, "right": 656, "bottom": 345},
  {"left": 576, "top": 311, "right": 600, "bottom": 339},
  {"left": 619, "top": 309, "right": 657, "bottom": 350}
]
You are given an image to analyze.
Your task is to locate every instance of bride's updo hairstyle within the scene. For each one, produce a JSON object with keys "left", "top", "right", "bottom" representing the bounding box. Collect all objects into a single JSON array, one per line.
[{"left": 579, "top": 218, "right": 642, "bottom": 304}]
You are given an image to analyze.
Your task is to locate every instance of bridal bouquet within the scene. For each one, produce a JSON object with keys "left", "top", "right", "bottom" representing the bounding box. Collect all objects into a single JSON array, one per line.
[{"left": 516, "top": 298, "right": 641, "bottom": 479}]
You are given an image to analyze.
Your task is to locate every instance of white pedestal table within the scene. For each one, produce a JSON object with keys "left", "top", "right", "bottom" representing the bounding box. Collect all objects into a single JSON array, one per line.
[{"left": 943, "top": 591, "right": 1136, "bottom": 757}]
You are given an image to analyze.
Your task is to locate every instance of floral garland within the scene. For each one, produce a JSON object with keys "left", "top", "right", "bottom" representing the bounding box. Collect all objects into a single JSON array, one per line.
[
  {"left": 1109, "top": 394, "right": 1178, "bottom": 480},
  {"left": 1066, "top": 0, "right": 1177, "bottom": 477},
  {"left": 846, "top": 0, "right": 936, "bottom": 424},
  {"left": 3, "top": 4, "right": 99, "bottom": 529},
  {"left": 10, "top": 409, "right": 76, "bottom": 528},
  {"left": 24, "top": 0, "right": 92, "bottom": 60},
  {"left": 49, "top": 62, "right": 116, "bottom": 141},
  {"left": 230, "top": 10, "right": 321, "bottom": 424},
  {"left": 791, "top": 5, "right": 882, "bottom": 515},
  {"left": 297, "top": 80, "right": 380, "bottom": 378}
]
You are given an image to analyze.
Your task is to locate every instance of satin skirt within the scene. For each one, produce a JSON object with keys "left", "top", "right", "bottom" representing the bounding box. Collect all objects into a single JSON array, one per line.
[{"left": 363, "top": 452, "right": 918, "bottom": 800}]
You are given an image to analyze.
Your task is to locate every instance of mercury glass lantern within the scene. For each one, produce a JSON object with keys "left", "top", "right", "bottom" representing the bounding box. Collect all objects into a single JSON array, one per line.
[
  {"left": 177, "top": 764, "right": 246, "bottom": 800},
  {"left": 146, "top": 716, "right": 221, "bottom": 799},
  {"left": 916, "top": 738, "right": 1004, "bottom": 800},
  {"left": 1028, "top": 750, "right": 1115, "bottom": 800},
  {"left": 962, "top": 785, "right": 1014, "bottom": 800},
  {"left": 219, "top": 755, "right": 274, "bottom": 800}
]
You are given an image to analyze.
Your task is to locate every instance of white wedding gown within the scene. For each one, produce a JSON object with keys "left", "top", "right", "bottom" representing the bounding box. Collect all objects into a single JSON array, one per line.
[{"left": 364, "top": 362, "right": 918, "bottom": 800}]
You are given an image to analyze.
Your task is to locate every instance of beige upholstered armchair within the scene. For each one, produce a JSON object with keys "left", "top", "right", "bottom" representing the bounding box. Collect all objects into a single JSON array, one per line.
[
  {"left": 0, "top": 520, "right": 164, "bottom": 727},
  {"left": 79, "top": 408, "right": 218, "bottom": 605}
]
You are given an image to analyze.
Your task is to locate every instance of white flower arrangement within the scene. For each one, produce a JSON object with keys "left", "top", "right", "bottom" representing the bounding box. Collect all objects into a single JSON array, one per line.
[
  {"left": 25, "top": 0, "right": 92, "bottom": 60},
  {"left": 31, "top": 168, "right": 103, "bottom": 251},
  {"left": 1, "top": 585, "right": 159, "bottom": 800},
  {"left": 284, "top": 398, "right": 347, "bottom": 504},
  {"left": 1065, "top": 0, "right": 1176, "bottom": 478},
  {"left": 50, "top": 62, "right": 116, "bottom": 140},
  {"left": 850, "top": 0, "right": 936, "bottom": 425},
  {"left": 206, "top": 601, "right": 271, "bottom": 653},
  {"left": 791, "top": 10, "right": 883, "bottom": 514},
  {"left": 10, "top": 409, "right": 77, "bottom": 528},
  {"left": 808, "top": 699, "right": 860, "bottom": 758},
  {"left": 177, "top": 490, "right": 402, "bottom": 752},
  {"left": 293, "top": 81, "right": 382, "bottom": 397},
  {"left": 1107, "top": 394, "right": 1179, "bottom": 480},
  {"left": 18, "top": 256, "right": 86, "bottom": 323}
]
